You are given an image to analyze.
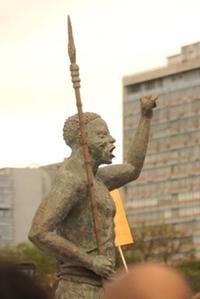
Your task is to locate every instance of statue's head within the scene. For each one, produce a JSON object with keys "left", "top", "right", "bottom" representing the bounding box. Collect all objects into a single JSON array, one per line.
[
  {"left": 63, "top": 112, "right": 100, "bottom": 149},
  {"left": 63, "top": 112, "right": 115, "bottom": 165}
]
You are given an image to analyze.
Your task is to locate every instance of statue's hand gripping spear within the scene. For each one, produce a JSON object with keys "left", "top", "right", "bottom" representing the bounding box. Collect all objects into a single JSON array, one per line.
[{"left": 67, "top": 16, "right": 102, "bottom": 254}]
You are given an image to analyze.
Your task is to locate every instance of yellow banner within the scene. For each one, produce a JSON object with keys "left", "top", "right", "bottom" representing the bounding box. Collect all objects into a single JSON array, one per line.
[{"left": 110, "top": 189, "right": 134, "bottom": 247}]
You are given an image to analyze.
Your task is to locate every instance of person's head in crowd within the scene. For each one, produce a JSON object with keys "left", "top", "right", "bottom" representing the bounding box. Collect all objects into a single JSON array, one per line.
[
  {"left": 102, "top": 262, "right": 192, "bottom": 299},
  {"left": 0, "top": 259, "right": 51, "bottom": 299}
]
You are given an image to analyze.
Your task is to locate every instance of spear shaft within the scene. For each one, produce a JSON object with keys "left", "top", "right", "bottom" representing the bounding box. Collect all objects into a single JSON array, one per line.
[{"left": 67, "top": 16, "right": 102, "bottom": 254}]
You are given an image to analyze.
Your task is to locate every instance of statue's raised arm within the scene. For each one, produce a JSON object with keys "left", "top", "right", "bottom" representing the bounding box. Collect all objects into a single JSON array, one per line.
[{"left": 97, "top": 94, "right": 157, "bottom": 190}]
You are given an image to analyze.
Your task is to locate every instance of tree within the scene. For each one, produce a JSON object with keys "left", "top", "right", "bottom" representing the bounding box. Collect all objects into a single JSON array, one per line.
[
  {"left": 117, "top": 223, "right": 194, "bottom": 266},
  {"left": 0, "top": 242, "right": 56, "bottom": 289},
  {"left": 15, "top": 242, "right": 55, "bottom": 276},
  {"left": 176, "top": 259, "right": 200, "bottom": 292},
  {"left": 154, "top": 224, "right": 194, "bottom": 263}
]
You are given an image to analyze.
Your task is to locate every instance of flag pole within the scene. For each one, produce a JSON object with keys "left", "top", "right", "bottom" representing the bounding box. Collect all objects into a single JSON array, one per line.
[{"left": 118, "top": 246, "right": 128, "bottom": 272}]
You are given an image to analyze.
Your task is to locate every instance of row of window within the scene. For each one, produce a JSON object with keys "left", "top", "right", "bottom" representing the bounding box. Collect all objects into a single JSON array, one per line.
[
  {"left": 151, "top": 116, "right": 200, "bottom": 139},
  {"left": 0, "top": 186, "right": 12, "bottom": 195},
  {"left": 138, "top": 160, "right": 200, "bottom": 184},
  {"left": 128, "top": 205, "right": 200, "bottom": 222},
  {"left": 144, "top": 145, "right": 200, "bottom": 168},
  {"left": 147, "top": 129, "right": 200, "bottom": 153},
  {"left": 123, "top": 130, "right": 200, "bottom": 160},
  {"left": 124, "top": 97, "right": 200, "bottom": 130},
  {"left": 126, "top": 198, "right": 158, "bottom": 208},
  {"left": 180, "top": 207, "right": 200, "bottom": 216},
  {"left": 0, "top": 224, "right": 13, "bottom": 239},
  {"left": 178, "top": 191, "right": 200, "bottom": 201},
  {"left": 0, "top": 209, "right": 11, "bottom": 222},
  {"left": 0, "top": 195, "right": 12, "bottom": 208},
  {"left": 126, "top": 69, "right": 200, "bottom": 96},
  {"left": 124, "top": 77, "right": 200, "bottom": 108},
  {"left": 127, "top": 176, "right": 200, "bottom": 199},
  {"left": 127, "top": 195, "right": 199, "bottom": 212},
  {"left": 0, "top": 177, "right": 12, "bottom": 188}
]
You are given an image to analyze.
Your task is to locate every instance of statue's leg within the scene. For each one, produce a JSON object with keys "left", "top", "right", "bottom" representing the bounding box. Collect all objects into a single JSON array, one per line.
[{"left": 55, "top": 280, "right": 102, "bottom": 299}]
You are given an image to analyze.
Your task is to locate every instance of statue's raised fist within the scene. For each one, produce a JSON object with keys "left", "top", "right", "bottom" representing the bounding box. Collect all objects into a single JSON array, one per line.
[{"left": 140, "top": 94, "right": 158, "bottom": 117}]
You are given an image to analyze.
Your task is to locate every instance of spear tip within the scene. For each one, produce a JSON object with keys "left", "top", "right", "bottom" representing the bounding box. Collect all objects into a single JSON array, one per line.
[{"left": 67, "top": 15, "right": 76, "bottom": 64}]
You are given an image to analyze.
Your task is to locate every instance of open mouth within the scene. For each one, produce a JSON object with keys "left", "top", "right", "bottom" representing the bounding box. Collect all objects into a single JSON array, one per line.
[{"left": 110, "top": 146, "right": 115, "bottom": 158}]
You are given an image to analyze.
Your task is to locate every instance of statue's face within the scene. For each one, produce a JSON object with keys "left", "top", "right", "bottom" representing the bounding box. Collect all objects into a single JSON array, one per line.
[{"left": 86, "top": 118, "right": 115, "bottom": 165}]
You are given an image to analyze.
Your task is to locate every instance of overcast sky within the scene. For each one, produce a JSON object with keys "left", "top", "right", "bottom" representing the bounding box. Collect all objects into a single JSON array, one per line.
[{"left": 0, "top": 0, "right": 199, "bottom": 168}]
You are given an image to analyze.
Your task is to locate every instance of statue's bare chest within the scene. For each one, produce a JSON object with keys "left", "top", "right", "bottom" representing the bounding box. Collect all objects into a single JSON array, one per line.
[
  {"left": 62, "top": 177, "right": 116, "bottom": 230},
  {"left": 93, "top": 177, "right": 116, "bottom": 218}
]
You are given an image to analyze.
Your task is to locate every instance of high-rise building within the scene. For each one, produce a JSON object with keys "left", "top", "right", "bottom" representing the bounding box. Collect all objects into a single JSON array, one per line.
[
  {"left": 0, "top": 164, "right": 59, "bottom": 246},
  {"left": 123, "top": 42, "right": 200, "bottom": 257}
]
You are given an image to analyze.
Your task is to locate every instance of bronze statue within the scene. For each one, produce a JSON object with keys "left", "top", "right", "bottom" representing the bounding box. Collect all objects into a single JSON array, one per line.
[{"left": 28, "top": 17, "right": 157, "bottom": 299}]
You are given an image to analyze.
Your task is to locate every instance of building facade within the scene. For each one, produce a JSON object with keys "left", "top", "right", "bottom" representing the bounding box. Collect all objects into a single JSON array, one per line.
[
  {"left": 0, "top": 164, "right": 59, "bottom": 246},
  {"left": 123, "top": 42, "right": 200, "bottom": 257}
]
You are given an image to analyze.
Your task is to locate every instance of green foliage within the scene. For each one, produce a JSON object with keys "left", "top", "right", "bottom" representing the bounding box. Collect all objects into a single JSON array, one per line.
[
  {"left": 1, "top": 241, "right": 200, "bottom": 293},
  {"left": 116, "top": 224, "right": 200, "bottom": 293},
  {"left": 0, "top": 242, "right": 55, "bottom": 278},
  {"left": 116, "top": 223, "right": 194, "bottom": 267},
  {"left": 16, "top": 242, "right": 55, "bottom": 276},
  {"left": 176, "top": 260, "right": 200, "bottom": 292}
]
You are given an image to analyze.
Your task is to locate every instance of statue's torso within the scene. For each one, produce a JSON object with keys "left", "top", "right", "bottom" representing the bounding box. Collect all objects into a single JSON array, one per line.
[{"left": 55, "top": 163, "right": 116, "bottom": 284}]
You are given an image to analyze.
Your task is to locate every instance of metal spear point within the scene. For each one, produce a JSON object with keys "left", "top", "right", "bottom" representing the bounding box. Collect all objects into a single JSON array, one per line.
[
  {"left": 67, "top": 16, "right": 76, "bottom": 64},
  {"left": 67, "top": 15, "right": 102, "bottom": 254}
]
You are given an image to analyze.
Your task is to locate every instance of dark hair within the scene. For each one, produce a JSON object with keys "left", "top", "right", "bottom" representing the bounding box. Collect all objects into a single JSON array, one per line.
[
  {"left": 0, "top": 260, "right": 51, "bottom": 299},
  {"left": 63, "top": 112, "right": 100, "bottom": 149}
]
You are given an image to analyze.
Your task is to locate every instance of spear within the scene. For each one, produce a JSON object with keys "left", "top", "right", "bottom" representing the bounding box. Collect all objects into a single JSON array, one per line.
[{"left": 67, "top": 16, "right": 102, "bottom": 254}]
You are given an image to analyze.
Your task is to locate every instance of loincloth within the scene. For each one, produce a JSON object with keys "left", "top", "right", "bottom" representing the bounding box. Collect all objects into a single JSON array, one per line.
[
  {"left": 55, "top": 279, "right": 103, "bottom": 299},
  {"left": 57, "top": 266, "right": 103, "bottom": 287}
]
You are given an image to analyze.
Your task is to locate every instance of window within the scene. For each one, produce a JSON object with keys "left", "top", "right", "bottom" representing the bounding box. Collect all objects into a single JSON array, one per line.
[
  {"left": 157, "top": 78, "right": 163, "bottom": 87},
  {"left": 145, "top": 80, "right": 155, "bottom": 90},
  {"left": 127, "top": 84, "right": 141, "bottom": 95}
]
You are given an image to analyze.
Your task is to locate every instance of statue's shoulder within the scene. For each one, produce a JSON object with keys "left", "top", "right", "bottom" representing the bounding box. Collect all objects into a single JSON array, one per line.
[{"left": 52, "top": 158, "right": 87, "bottom": 190}]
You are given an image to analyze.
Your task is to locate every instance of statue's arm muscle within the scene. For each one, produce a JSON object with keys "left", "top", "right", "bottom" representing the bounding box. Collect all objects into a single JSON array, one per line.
[{"left": 28, "top": 172, "right": 94, "bottom": 270}]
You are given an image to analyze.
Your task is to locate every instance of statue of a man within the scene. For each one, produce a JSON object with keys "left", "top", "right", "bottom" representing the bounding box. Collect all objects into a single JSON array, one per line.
[{"left": 29, "top": 94, "right": 157, "bottom": 299}]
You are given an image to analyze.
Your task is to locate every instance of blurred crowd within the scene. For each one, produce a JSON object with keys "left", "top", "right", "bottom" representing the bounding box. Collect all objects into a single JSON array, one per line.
[
  {"left": 0, "top": 259, "right": 200, "bottom": 299},
  {"left": 102, "top": 263, "right": 192, "bottom": 299}
]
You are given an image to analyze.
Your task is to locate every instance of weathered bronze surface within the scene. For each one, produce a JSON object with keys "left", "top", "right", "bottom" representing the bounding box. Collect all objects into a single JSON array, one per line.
[{"left": 29, "top": 95, "right": 157, "bottom": 298}]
